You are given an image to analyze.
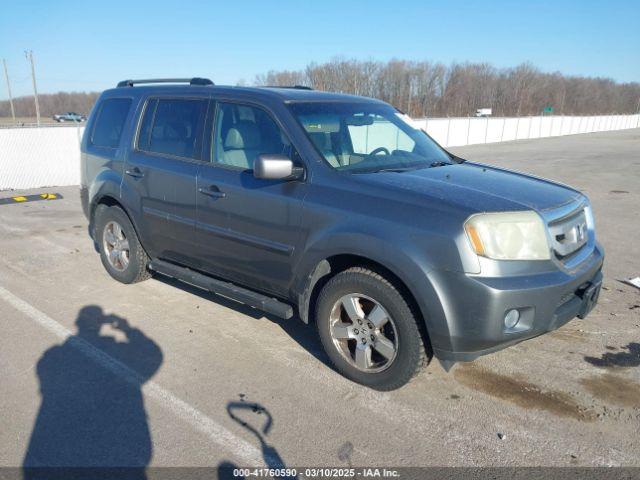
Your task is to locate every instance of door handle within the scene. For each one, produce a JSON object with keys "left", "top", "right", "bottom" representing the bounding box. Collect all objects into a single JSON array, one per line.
[
  {"left": 198, "top": 186, "right": 226, "bottom": 199},
  {"left": 125, "top": 167, "right": 145, "bottom": 179}
]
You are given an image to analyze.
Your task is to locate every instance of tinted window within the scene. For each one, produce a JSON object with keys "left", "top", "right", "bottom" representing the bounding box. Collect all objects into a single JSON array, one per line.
[
  {"left": 91, "top": 98, "right": 132, "bottom": 148},
  {"left": 213, "top": 102, "right": 292, "bottom": 169},
  {"left": 138, "top": 98, "right": 207, "bottom": 159}
]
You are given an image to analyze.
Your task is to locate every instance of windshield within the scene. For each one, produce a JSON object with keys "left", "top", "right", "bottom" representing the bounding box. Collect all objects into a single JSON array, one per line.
[{"left": 288, "top": 102, "right": 452, "bottom": 173}]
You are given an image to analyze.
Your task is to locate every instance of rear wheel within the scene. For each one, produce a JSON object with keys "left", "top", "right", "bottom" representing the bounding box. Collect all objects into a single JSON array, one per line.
[
  {"left": 95, "top": 204, "right": 151, "bottom": 284},
  {"left": 316, "top": 267, "right": 426, "bottom": 390}
]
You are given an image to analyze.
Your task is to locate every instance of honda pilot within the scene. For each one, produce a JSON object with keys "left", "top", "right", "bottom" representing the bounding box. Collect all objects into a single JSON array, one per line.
[{"left": 80, "top": 78, "right": 604, "bottom": 390}]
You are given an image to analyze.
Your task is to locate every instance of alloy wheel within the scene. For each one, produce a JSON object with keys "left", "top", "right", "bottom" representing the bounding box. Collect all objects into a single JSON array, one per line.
[
  {"left": 328, "top": 293, "right": 399, "bottom": 373},
  {"left": 102, "top": 220, "right": 130, "bottom": 272}
]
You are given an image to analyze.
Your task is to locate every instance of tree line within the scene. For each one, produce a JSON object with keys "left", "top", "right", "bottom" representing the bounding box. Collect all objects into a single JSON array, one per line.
[
  {"left": 255, "top": 58, "right": 640, "bottom": 117},
  {"left": 1, "top": 59, "right": 639, "bottom": 119},
  {"left": 0, "top": 91, "right": 99, "bottom": 119}
]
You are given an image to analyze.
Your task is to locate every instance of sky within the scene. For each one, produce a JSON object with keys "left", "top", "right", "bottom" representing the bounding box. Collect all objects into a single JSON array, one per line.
[{"left": 1, "top": 0, "right": 639, "bottom": 98}]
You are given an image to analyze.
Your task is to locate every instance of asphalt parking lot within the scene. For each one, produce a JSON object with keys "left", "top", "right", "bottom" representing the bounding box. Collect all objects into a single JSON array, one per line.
[{"left": 0, "top": 129, "right": 639, "bottom": 469}]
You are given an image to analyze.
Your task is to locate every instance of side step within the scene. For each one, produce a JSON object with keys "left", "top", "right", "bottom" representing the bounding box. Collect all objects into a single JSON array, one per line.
[{"left": 148, "top": 259, "right": 294, "bottom": 319}]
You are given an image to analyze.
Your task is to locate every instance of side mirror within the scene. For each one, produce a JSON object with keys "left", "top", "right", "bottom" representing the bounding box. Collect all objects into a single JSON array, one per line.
[{"left": 253, "top": 154, "right": 303, "bottom": 180}]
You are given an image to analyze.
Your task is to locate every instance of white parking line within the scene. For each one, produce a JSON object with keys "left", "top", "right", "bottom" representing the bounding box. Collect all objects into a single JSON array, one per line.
[{"left": 0, "top": 285, "right": 266, "bottom": 466}]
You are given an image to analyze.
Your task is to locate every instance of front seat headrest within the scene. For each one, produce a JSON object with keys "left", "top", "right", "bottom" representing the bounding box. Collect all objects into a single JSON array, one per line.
[{"left": 224, "top": 121, "right": 262, "bottom": 150}]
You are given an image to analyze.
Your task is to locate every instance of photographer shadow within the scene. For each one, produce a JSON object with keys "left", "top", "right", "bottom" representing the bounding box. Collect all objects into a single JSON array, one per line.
[{"left": 23, "top": 305, "right": 163, "bottom": 479}]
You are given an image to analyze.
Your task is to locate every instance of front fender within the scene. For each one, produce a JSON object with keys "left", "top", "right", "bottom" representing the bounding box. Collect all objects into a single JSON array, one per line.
[{"left": 291, "top": 227, "right": 453, "bottom": 352}]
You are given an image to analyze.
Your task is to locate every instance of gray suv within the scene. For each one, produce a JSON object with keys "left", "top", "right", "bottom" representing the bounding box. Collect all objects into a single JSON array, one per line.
[{"left": 80, "top": 78, "right": 604, "bottom": 390}]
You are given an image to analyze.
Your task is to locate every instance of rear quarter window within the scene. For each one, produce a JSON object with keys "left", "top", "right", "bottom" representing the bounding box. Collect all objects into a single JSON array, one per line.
[{"left": 90, "top": 98, "right": 132, "bottom": 148}]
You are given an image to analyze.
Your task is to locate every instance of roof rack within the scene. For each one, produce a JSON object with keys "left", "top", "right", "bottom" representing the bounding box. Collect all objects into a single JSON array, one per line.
[
  {"left": 262, "top": 85, "right": 313, "bottom": 90},
  {"left": 116, "top": 78, "right": 214, "bottom": 88}
]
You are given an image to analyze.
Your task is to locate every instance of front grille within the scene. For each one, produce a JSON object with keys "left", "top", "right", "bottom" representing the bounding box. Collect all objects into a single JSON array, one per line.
[{"left": 547, "top": 206, "right": 588, "bottom": 261}]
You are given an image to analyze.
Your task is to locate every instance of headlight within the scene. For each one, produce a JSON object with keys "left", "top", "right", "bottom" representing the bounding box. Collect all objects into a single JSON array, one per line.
[{"left": 464, "top": 211, "right": 550, "bottom": 260}]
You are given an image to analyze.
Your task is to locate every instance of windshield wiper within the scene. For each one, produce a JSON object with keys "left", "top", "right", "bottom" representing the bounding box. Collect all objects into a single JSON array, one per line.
[
  {"left": 371, "top": 167, "right": 419, "bottom": 173},
  {"left": 363, "top": 162, "right": 451, "bottom": 174}
]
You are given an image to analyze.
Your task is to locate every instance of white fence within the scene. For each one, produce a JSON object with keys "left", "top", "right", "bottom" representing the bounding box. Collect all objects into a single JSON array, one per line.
[
  {"left": 0, "top": 114, "right": 639, "bottom": 190},
  {"left": 415, "top": 114, "right": 640, "bottom": 148},
  {"left": 1, "top": 125, "right": 85, "bottom": 190}
]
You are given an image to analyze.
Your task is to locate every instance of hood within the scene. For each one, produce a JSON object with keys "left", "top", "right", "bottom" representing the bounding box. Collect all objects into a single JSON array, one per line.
[{"left": 356, "top": 162, "right": 583, "bottom": 213}]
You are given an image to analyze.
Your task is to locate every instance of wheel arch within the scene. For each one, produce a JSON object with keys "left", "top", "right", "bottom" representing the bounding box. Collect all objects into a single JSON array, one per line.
[
  {"left": 90, "top": 194, "right": 125, "bottom": 236},
  {"left": 297, "top": 252, "right": 435, "bottom": 359},
  {"left": 89, "top": 194, "right": 149, "bottom": 258}
]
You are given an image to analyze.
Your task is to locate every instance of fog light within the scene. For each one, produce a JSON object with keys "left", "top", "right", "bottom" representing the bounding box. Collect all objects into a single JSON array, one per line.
[{"left": 504, "top": 309, "right": 520, "bottom": 329}]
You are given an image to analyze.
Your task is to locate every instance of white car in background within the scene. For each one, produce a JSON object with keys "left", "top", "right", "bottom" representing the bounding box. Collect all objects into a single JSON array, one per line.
[
  {"left": 53, "top": 112, "right": 86, "bottom": 122},
  {"left": 474, "top": 108, "right": 492, "bottom": 117}
]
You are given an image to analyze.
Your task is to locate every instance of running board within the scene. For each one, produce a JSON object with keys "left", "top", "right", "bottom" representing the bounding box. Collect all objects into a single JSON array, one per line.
[{"left": 148, "top": 259, "right": 294, "bottom": 319}]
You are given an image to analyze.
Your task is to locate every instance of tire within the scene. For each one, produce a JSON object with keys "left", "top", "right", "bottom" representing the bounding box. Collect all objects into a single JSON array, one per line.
[
  {"left": 94, "top": 204, "right": 151, "bottom": 284},
  {"left": 316, "top": 267, "right": 426, "bottom": 390}
]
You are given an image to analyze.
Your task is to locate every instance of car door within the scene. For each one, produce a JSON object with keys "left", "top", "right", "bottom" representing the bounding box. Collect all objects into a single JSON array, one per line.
[
  {"left": 122, "top": 95, "right": 208, "bottom": 261},
  {"left": 195, "top": 100, "right": 307, "bottom": 296}
]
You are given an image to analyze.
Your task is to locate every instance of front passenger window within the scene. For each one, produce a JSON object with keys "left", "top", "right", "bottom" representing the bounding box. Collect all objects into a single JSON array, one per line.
[{"left": 213, "top": 103, "right": 291, "bottom": 169}]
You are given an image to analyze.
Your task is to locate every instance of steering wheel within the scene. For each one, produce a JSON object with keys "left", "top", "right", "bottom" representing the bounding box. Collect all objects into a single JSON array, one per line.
[{"left": 368, "top": 146, "right": 390, "bottom": 156}]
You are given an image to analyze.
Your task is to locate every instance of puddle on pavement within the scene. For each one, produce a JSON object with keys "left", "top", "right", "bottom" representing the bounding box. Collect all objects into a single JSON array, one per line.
[
  {"left": 453, "top": 364, "right": 596, "bottom": 422},
  {"left": 580, "top": 373, "right": 640, "bottom": 408}
]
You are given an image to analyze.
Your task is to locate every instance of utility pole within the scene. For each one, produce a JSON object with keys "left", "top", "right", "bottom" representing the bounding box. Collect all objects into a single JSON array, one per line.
[
  {"left": 24, "top": 50, "right": 40, "bottom": 126},
  {"left": 2, "top": 59, "right": 16, "bottom": 124}
]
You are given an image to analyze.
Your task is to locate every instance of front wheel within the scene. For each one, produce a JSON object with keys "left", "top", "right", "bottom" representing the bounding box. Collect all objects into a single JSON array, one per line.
[{"left": 316, "top": 267, "right": 426, "bottom": 390}]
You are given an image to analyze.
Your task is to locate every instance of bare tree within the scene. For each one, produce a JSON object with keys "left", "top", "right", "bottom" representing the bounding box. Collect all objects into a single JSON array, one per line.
[
  {"left": 2, "top": 59, "right": 639, "bottom": 120},
  {"left": 253, "top": 57, "right": 640, "bottom": 117},
  {"left": 0, "top": 91, "right": 99, "bottom": 119}
]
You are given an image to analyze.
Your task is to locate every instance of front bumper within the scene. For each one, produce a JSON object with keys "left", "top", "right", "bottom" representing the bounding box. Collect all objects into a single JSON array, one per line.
[{"left": 430, "top": 244, "right": 604, "bottom": 362}]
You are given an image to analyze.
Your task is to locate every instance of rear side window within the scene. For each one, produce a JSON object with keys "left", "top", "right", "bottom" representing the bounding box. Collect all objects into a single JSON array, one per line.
[
  {"left": 137, "top": 98, "right": 207, "bottom": 159},
  {"left": 91, "top": 98, "right": 132, "bottom": 148}
]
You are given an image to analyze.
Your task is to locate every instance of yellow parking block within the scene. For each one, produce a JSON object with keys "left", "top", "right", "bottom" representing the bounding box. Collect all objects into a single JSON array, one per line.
[{"left": 0, "top": 193, "right": 62, "bottom": 206}]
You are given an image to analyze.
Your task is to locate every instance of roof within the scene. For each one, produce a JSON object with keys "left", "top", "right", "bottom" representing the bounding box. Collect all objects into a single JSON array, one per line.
[
  {"left": 250, "top": 86, "right": 384, "bottom": 104},
  {"left": 105, "top": 82, "right": 385, "bottom": 105}
]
